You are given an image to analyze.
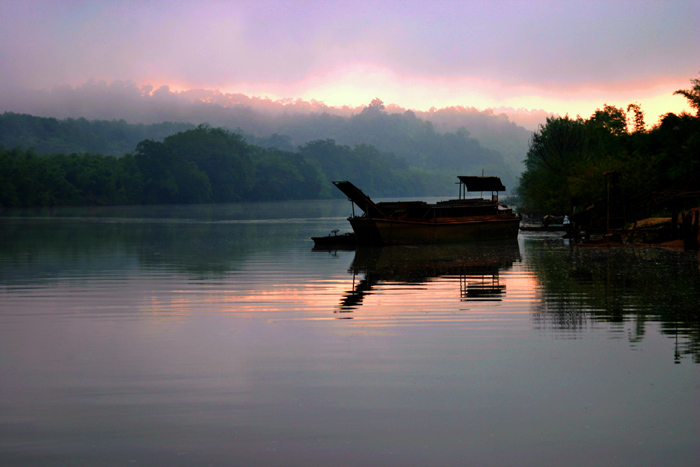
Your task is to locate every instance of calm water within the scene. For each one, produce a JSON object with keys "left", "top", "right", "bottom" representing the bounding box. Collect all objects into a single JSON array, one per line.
[{"left": 1, "top": 201, "right": 699, "bottom": 467}]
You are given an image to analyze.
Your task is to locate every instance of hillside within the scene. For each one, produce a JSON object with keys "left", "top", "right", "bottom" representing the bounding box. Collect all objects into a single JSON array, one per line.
[{"left": 0, "top": 82, "right": 534, "bottom": 182}]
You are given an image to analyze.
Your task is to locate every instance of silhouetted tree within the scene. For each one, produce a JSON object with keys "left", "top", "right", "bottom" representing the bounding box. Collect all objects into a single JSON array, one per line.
[
  {"left": 674, "top": 76, "right": 700, "bottom": 116},
  {"left": 362, "top": 98, "right": 386, "bottom": 114},
  {"left": 589, "top": 104, "right": 627, "bottom": 136},
  {"left": 626, "top": 103, "right": 646, "bottom": 133}
]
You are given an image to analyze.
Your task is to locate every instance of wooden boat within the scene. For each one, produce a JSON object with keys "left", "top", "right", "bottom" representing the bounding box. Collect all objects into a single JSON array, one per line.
[
  {"left": 311, "top": 230, "right": 357, "bottom": 250},
  {"left": 333, "top": 176, "right": 521, "bottom": 246}
]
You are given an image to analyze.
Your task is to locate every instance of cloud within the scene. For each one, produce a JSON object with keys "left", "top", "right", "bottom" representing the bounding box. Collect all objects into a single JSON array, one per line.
[{"left": 0, "top": 0, "right": 698, "bottom": 119}]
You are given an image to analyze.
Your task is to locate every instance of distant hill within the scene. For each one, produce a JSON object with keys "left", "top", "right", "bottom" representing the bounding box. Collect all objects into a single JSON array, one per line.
[
  {"left": 0, "top": 81, "right": 536, "bottom": 183},
  {"left": 0, "top": 112, "right": 195, "bottom": 157},
  {"left": 0, "top": 110, "right": 520, "bottom": 192}
]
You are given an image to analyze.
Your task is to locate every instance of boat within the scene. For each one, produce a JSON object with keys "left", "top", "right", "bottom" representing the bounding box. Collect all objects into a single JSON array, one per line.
[
  {"left": 311, "top": 229, "right": 357, "bottom": 250},
  {"left": 519, "top": 224, "right": 571, "bottom": 232},
  {"left": 519, "top": 214, "right": 571, "bottom": 232},
  {"left": 333, "top": 176, "right": 521, "bottom": 246}
]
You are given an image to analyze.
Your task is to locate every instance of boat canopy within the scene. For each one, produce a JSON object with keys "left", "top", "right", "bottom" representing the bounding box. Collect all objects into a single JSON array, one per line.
[{"left": 458, "top": 176, "right": 506, "bottom": 192}]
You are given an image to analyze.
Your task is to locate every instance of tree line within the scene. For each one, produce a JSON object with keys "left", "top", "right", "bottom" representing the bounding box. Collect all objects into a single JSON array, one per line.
[
  {"left": 2, "top": 80, "right": 533, "bottom": 174},
  {"left": 0, "top": 125, "right": 445, "bottom": 207},
  {"left": 244, "top": 98, "right": 522, "bottom": 185},
  {"left": 0, "top": 100, "right": 525, "bottom": 208},
  {"left": 1, "top": 98, "right": 521, "bottom": 189},
  {"left": 0, "top": 112, "right": 195, "bottom": 157},
  {"left": 516, "top": 76, "right": 700, "bottom": 219}
]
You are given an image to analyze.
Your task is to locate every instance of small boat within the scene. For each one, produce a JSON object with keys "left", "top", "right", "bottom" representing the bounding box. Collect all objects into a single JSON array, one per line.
[
  {"left": 311, "top": 229, "right": 357, "bottom": 250},
  {"left": 519, "top": 225, "right": 571, "bottom": 232},
  {"left": 333, "top": 176, "right": 521, "bottom": 246},
  {"left": 520, "top": 214, "right": 571, "bottom": 232}
]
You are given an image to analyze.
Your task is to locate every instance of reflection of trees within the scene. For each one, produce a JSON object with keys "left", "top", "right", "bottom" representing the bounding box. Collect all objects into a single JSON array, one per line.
[
  {"left": 527, "top": 239, "right": 700, "bottom": 362},
  {"left": 338, "top": 241, "right": 520, "bottom": 312},
  {"left": 0, "top": 217, "right": 310, "bottom": 282},
  {"left": 126, "top": 222, "right": 255, "bottom": 275},
  {"left": 1, "top": 200, "right": 353, "bottom": 282}
]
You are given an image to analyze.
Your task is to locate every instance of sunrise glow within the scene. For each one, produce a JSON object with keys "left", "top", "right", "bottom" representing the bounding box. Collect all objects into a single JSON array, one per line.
[
  {"left": 216, "top": 62, "right": 693, "bottom": 127},
  {"left": 2, "top": 1, "right": 697, "bottom": 130}
]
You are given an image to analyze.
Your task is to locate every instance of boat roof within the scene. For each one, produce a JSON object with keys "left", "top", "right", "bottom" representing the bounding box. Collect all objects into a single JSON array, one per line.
[{"left": 458, "top": 176, "right": 506, "bottom": 192}]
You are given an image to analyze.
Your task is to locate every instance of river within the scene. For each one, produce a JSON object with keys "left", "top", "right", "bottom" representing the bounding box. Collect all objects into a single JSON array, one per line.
[{"left": 1, "top": 200, "right": 698, "bottom": 466}]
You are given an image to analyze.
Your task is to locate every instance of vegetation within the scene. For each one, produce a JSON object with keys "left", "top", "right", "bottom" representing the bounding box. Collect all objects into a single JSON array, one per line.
[
  {"left": 0, "top": 100, "right": 525, "bottom": 208},
  {"left": 0, "top": 112, "right": 194, "bottom": 156},
  {"left": 2, "top": 95, "right": 526, "bottom": 190},
  {"left": 3, "top": 80, "right": 533, "bottom": 175},
  {"left": 246, "top": 98, "right": 518, "bottom": 187},
  {"left": 0, "top": 125, "right": 442, "bottom": 207},
  {"left": 516, "top": 76, "right": 700, "bottom": 218},
  {"left": 5, "top": 75, "right": 697, "bottom": 211}
]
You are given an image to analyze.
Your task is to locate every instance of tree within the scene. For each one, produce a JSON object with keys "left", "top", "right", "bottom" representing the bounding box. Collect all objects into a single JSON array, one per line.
[
  {"left": 135, "top": 139, "right": 212, "bottom": 204},
  {"left": 250, "top": 148, "right": 324, "bottom": 200},
  {"left": 517, "top": 116, "right": 601, "bottom": 214},
  {"left": 517, "top": 79, "right": 700, "bottom": 217},
  {"left": 674, "top": 76, "right": 700, "bottom": 116},
  {"left": 163, "top": 126, "right": 253, "bottom": 202},
  {"left": 589, "top": 104, "right": 627, "bottom": 136},
  {"left": 525, "top": 116, "right": 589, "bottom": 177},
  {"left": 361, "top": 98, "right": 386, "bottom": 115},
  {"left": 626, "top": 103, "right": 646, "bottom": 133}
]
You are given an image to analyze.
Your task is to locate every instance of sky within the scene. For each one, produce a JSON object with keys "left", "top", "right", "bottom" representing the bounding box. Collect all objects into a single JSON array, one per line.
[{"left": 1, "top": 0, "right": 698, "bottom": 125}]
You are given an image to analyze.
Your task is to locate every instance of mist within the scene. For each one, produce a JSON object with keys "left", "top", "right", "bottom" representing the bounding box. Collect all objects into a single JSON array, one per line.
[
  {"left": 0, "top": 79, "right": 551, "bottom": 127},
  {"left": 0, "top": 80, "right": 543, "bottom": 171}
]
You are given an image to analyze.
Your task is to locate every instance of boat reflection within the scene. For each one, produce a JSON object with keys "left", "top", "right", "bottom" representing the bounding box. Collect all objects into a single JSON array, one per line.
[{"left": 338, "top": 241, "right": 521, "bottom": 313}]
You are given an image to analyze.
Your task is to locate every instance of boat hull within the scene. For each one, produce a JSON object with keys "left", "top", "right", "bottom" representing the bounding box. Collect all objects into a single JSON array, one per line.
[
  {"left": 349, "top": 215, "right": 521, "bottom": 246},
  {"left": 311, "top": 232, "right": 357, "bottom": 250}
]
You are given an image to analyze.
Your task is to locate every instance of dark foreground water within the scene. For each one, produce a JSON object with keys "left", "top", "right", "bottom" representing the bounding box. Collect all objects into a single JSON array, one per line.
[{"left": 1, "top": 201, "right": 699, "bottom": 467}]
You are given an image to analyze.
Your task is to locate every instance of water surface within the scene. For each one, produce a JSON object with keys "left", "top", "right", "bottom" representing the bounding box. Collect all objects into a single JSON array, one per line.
[{"left": 1, "top": 202, "right": 698, "bottom": 466}]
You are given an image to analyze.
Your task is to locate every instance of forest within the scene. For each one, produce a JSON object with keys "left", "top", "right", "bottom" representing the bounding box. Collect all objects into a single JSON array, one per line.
[
  {"left": 0, "top": 113, "right": 195, "bottom": 157},
  {"left": 0, "top": 100, "right": 522, "bottom": 207},
  {"left": 0, "top": 126, "right": 430, "bottom": 207},
  {"left": 1, "top": 79, "right": 535, "bottom": 161},
  {"left": 515, "top": 77, "right": 700, "bottom": 219},
  {"left": 2, "top": 76, "right": 698, "bottom": 211}
]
